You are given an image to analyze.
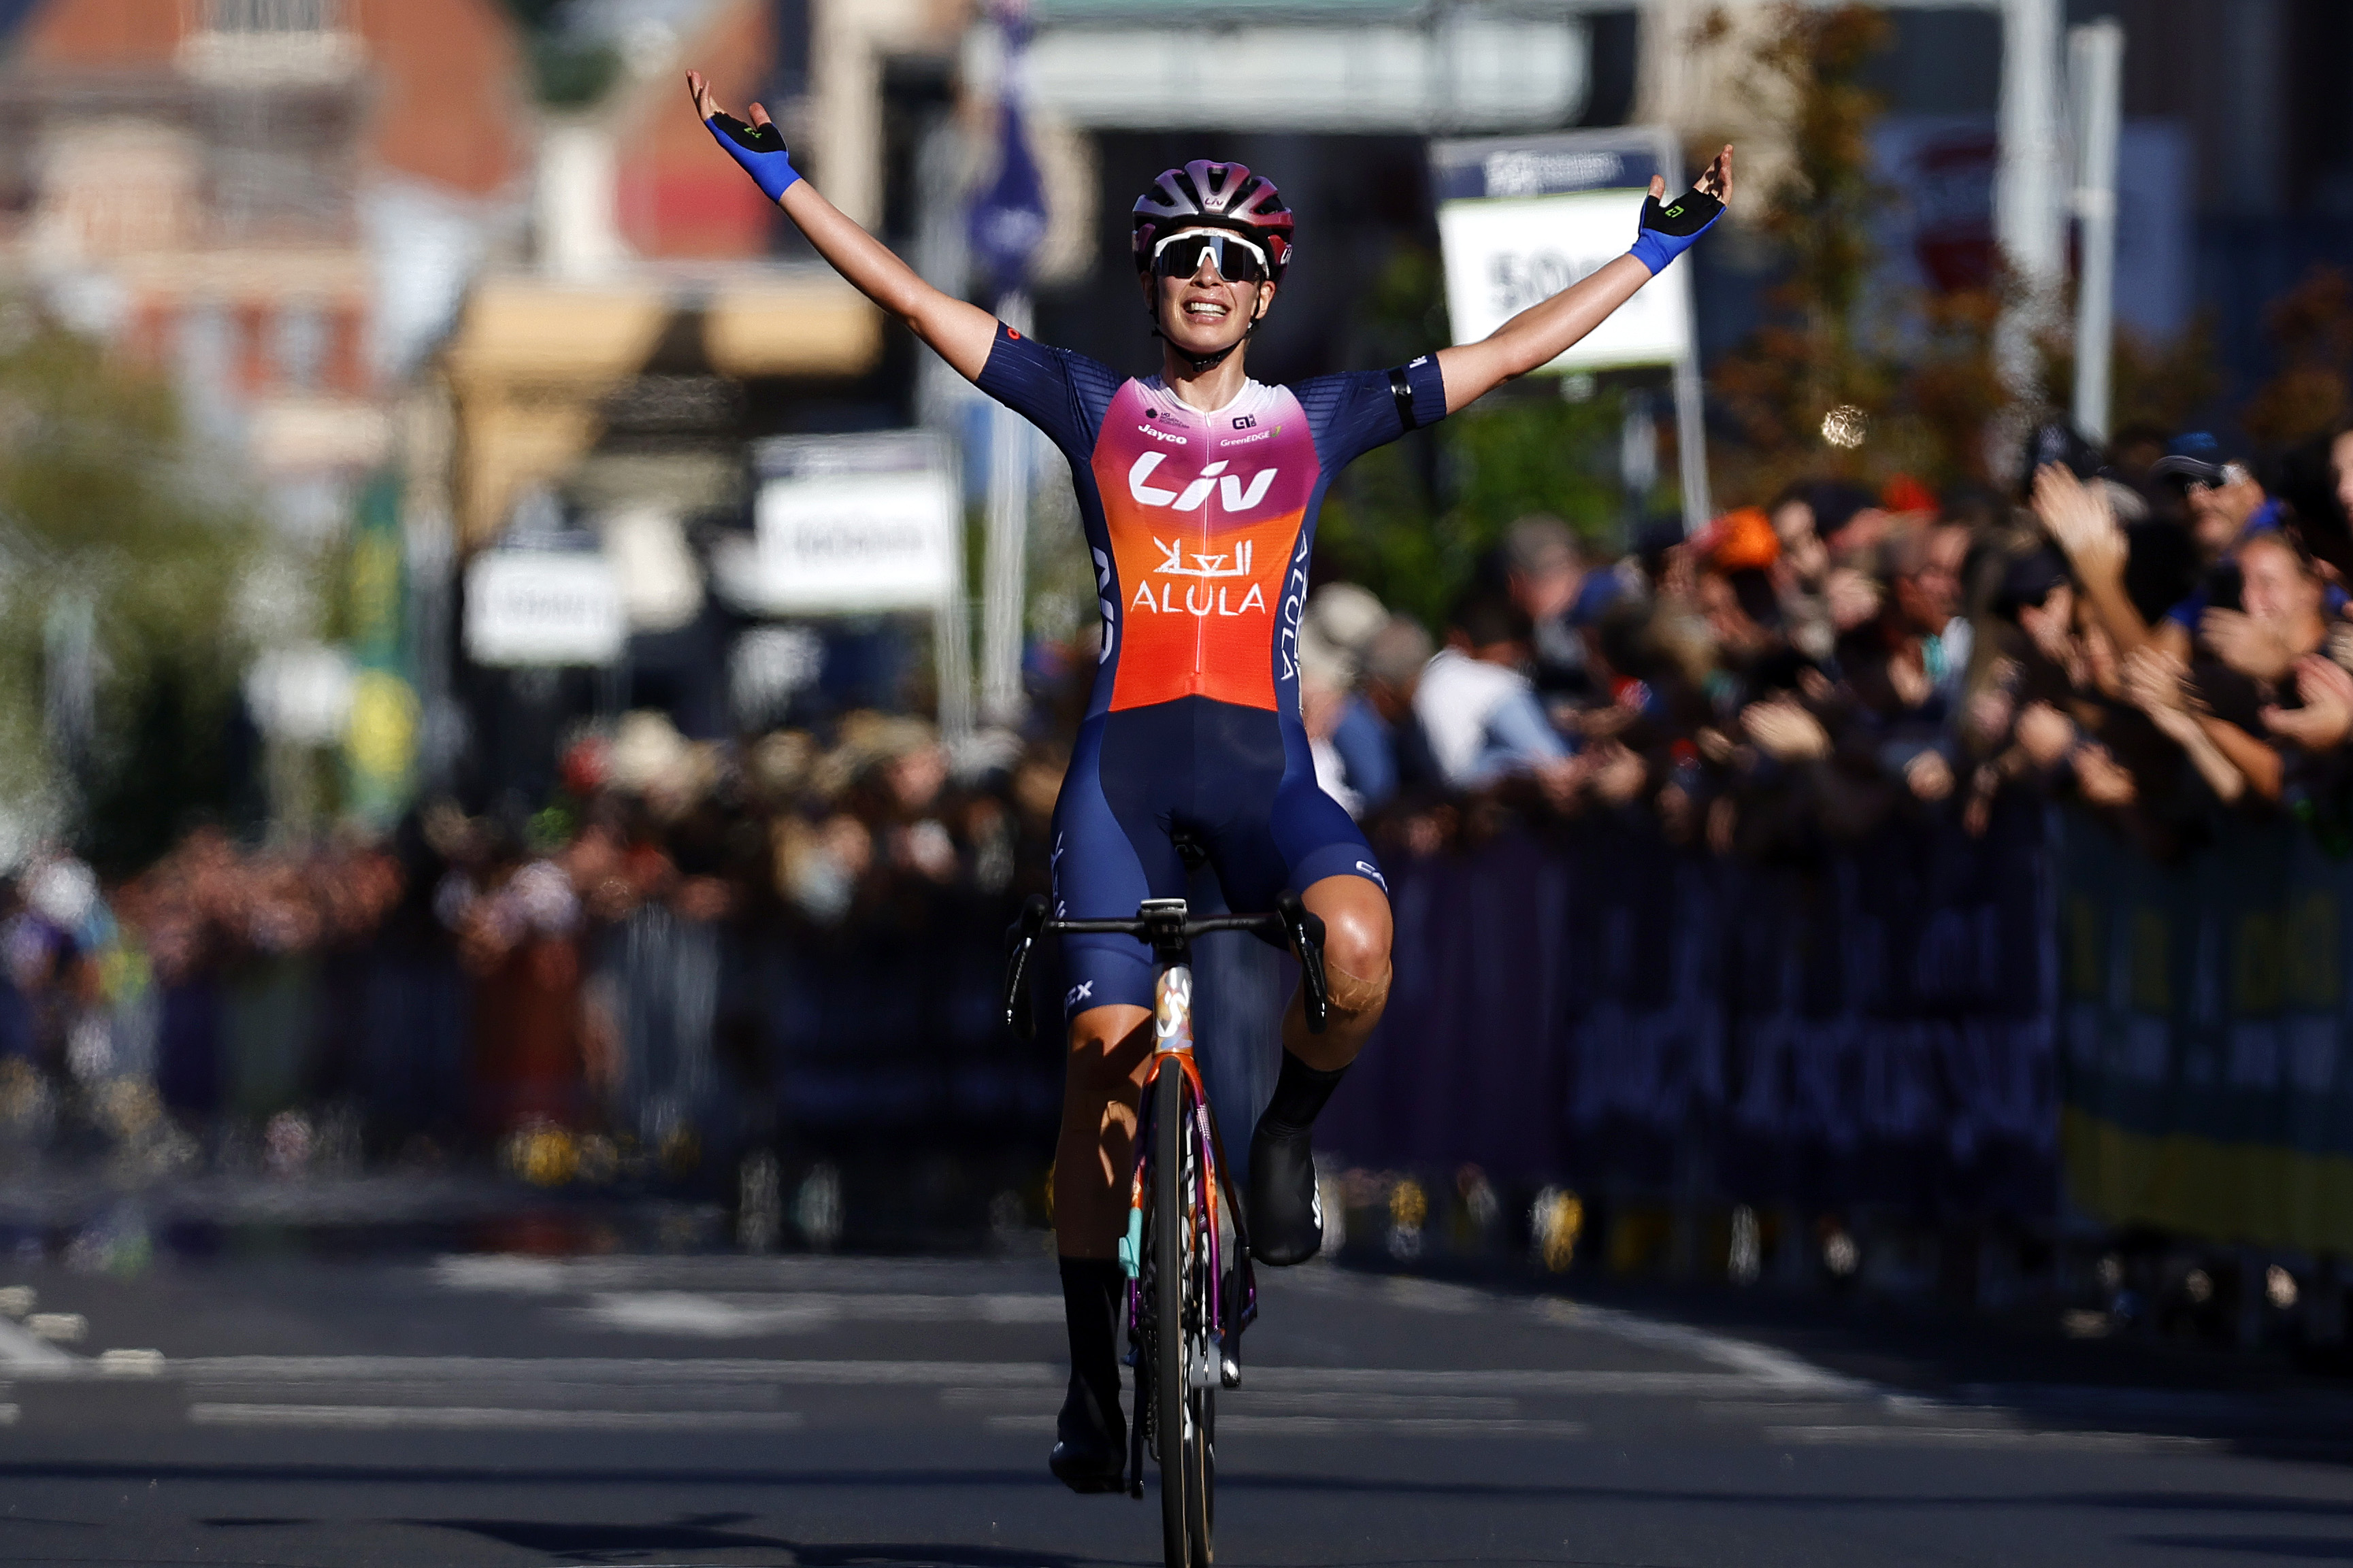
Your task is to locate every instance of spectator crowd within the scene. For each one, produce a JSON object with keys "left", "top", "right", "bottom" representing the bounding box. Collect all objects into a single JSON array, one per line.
[
  {"left": 5, "top": 413, "right": 2352, "bottom": 1180},
  {"left": 1298, "top": 420, "right": 2353, "bottom": 875}
]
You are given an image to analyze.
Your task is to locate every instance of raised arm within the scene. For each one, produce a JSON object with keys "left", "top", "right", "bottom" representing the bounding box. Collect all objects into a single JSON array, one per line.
[
  {"left": 687, "top": 70, "right": 998, "bottom": 382},
  {"left": 1435, "top": 147, "right": 1731, "bottom": 416}
]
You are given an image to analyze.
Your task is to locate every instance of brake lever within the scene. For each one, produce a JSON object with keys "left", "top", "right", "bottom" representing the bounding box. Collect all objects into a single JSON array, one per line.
[
  {"left": 1274, "top": 890, "right": 1329, "bottom": 1034},
  {"left": 1002, "top": 894, "right": 1051, "bottom": 1040}
]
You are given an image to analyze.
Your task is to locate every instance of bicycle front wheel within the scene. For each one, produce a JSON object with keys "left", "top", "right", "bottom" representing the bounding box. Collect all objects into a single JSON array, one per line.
[{"left": 1153, "top": 1056, "right": 1189, "bottom": 1568}]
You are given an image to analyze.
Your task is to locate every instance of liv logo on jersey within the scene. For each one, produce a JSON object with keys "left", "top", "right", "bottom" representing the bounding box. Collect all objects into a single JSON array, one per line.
[
  {"left": 1126, "top": 453, "right": 1280, "bottom": 512},
  {"left": 1091, "top": 378, "right": 1319, "bottom": 712}
]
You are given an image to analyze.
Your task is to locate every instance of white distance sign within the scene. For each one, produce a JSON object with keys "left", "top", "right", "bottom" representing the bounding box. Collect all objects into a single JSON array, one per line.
[
  {"left": 717, "top": 432, "right": 961, "bottom": 616},
  {"left": 1436, "top": 188, "right": 1692, "bottom": 372},
  {"left": 465, "top": 550, "right": 626, "bottom": 667},
  {"left": 752, "top": 468, "right": 959, "bottom": 612}
]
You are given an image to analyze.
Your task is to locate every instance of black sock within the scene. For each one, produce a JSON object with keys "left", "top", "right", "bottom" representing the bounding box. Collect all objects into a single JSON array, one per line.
[
  {"left": 1260, "top": 1049, "right": 1348, "bottom": 1137},
  {"left": 1057, "top": 1255, "right": 1125, "bottom": 1434}
]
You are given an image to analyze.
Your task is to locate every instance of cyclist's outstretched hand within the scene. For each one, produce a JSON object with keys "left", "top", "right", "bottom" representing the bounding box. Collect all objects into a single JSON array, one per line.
[
  {"left": 683, "top": 67, "right": 996, "bottom": 380},
  {"left": 688, "top": 69, "right": 800, "bottom": 202},
  {"left": 1437, "top": 144, "right": 1732, "bottom": 414},
  {"left": 1630, "top": 144, "right": 1732, "bottom": 276}
]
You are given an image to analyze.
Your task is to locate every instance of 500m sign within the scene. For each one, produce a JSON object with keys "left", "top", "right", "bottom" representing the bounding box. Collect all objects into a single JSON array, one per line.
[{"left": 1436, "top": 189, "right": 1692, "bottom": 373}]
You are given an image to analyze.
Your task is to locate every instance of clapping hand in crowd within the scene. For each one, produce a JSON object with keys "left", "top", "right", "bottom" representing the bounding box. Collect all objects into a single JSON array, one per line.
[{"left": 2265, "top": 654, "right": 2353, "bottom": 752}]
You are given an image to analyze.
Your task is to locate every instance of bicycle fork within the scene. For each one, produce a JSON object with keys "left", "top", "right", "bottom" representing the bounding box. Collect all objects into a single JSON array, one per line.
[{"left": 1120, "top": 950, "right": 1254, "bottom": 1388}]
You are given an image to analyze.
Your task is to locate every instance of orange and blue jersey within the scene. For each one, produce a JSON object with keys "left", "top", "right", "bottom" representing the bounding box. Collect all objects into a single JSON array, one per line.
[{"left": 978, "top": 323, "right": 1448, "bottom": 1018}]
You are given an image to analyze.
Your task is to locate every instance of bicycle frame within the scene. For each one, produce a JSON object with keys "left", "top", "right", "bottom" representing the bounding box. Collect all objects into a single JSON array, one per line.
[
  {"left": 997, "top": 886, "right": 1327, "bottom": 1550},
  {"left": 1117, "top": 938, "right": 1250, "bottom": 1378}
]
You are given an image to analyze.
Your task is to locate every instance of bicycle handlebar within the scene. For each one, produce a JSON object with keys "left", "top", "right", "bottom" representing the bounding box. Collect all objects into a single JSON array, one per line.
[
  {"left": 1002, "top": 892, "right": 1329, "bottom": 1042},
  {"left": 1042, "top": 912, "right": 1285, "bottom": 938}
]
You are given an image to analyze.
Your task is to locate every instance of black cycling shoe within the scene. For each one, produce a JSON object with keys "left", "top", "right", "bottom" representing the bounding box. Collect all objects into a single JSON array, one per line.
[
  {"left": 1247, "top": 1119, "right": 1323, "bottom": 1266},
  {"left": 1048, "top": 1373, "right": 1128, "bottom": 1494}
]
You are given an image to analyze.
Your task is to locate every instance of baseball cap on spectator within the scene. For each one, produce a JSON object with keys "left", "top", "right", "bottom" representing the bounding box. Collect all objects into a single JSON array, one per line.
[
  {"left": 2018, "top": 420, "right": 2102, "bottom": 498},
  {"left": 1295, "top": 623, "right": 1354, "bottom": 694},
  {"left": 1362, "top": 615, "right": 1434, "bottom": 688},
  {"left": 1633, "top": 518, "right": 1685, "bottom": 567},
  {"left": 1502, "top": 514, "right": 1579, "bottom": 578},
  {"left": 1881, "top": 473, "right": 1937, "bottom": 514},
  {"left": 1298, "top": 583, "right": 1383, "bottom": 667},
  {"left": 1994, "top": 549, "right": 2071, "bottom": 620},
  {"left": 2150, "top": 431, "right": 2252, "bottom": 490},
  {"left": 1805, "top": 480, "right": 1879, "bottom": 547},
  {"left": 1566, "top": 568, "right": 1624, "bottom": 628},
  {"left": 1698, "top": 507, "right": 1780, "bottom": 572}
]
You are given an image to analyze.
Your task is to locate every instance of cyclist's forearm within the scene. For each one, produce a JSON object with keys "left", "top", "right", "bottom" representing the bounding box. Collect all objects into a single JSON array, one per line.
[
  {"left": 1435, "top": 256, "right": 1649, "bottom": 413},
  {"left": 778, "top": 179, "right": 997, "bottom": 380}
]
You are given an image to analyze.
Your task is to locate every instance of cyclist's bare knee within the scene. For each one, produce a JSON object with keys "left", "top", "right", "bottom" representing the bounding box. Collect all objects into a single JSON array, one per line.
[
  {"left": 1066, "top": 1004, "right": 1153, "bottom": 1097},
  {"left": 1296, "top": 876, "right": 1393, "bottom": 1057}
]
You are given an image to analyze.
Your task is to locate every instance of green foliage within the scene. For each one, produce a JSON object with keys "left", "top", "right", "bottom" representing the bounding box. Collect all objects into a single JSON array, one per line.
[
  {"left": 495, "top": 0, "right": 624, "bottom": 107},
  {"left": 1707, "top": 3, "right": 2011, "bottom": 503},
  {"left": 530, "top": 37, "right": 624, "bottom": 108},
  {"left": 0, "top": 305, "right": 257, "bottom": 870},
  {"left": 1315, "top": 244, "right": 1639, "bottom": 629}
]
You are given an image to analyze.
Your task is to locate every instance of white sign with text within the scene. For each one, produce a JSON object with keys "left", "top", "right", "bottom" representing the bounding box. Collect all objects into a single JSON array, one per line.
[
  {"left": 1436, "top": 190, "right": 1692, "bottom": 372},
  {"left": 746, "top": 467, "right": 960, "bottom": 614},
  {"left": 465, "top": 551, "right": 627, "bottom": 667}
]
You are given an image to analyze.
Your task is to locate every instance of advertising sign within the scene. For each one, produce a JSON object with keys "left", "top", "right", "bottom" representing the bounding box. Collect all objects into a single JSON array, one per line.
[
  {"left": 464, "top": 550, "right": 625, "bottom": 667},
  {"left": 721, "top": 432, "right": 961, "bottom": 615},
  {"left": 1430, "top": 130, "right": 1692, "bottom": 373},
  {"left": 1428, "top": 127, "right": 1709, "bottom": 527}
]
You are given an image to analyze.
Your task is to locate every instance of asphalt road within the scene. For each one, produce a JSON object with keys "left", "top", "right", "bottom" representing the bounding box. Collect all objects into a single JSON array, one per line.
[{"left": 3, "top": 1245, "right": 2353, "bottom": 1567}]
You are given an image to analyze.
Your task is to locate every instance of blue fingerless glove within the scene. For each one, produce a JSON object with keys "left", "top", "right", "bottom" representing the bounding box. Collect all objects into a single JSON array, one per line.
[
  {"left": 706, "top": 111, "right": 800, "bottom": 202},
  {"left": 1627, "top": 186, "right": 1724, "bottom": 276}
]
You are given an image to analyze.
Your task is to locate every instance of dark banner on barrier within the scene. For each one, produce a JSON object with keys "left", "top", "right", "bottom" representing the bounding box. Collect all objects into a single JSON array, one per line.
[
  {"left": 1321, "top": 805, "right": 2060, "bottom": 1222},
  {"left": 2057, "top": 813, "right": 2353, "bottom": 1253}
]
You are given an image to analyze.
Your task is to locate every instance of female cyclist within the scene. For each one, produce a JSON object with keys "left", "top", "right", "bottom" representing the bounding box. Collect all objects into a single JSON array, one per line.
[{"left": 687, "top": 67, "right": 1732, "bottom": 1491}]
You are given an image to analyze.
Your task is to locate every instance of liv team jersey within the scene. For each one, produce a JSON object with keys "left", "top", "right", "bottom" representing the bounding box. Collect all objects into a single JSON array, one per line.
[{"left": 976, "top": 323, "right": 1448, "bottom": 1017}]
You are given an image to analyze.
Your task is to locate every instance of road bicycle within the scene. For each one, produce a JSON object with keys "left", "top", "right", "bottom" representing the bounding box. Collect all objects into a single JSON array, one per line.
[{"left": 1004, "top": 889, "right": 1329, "bottom": 1568}]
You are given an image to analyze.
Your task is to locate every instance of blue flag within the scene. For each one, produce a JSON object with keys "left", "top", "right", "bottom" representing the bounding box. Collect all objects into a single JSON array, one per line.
[{"left": 968, "top": 18, "right": 1047, "bottom": 298}]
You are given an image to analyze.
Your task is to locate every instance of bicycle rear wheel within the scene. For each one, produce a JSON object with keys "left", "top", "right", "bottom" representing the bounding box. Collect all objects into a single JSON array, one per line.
[
  {"left": 1151, "top": 1057, "right": 1190, "bottom": 1568},
  {"left": 1187, "top": 1382, "right": 1213, "bottom": 1567},
  {"left": 1183, "top": 1099, "right": 1214, "bottom": 1568}
]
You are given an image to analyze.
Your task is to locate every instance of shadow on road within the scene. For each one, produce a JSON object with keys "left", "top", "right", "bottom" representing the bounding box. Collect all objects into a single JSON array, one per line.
[{"left": 2128, "top": 1538, "right": 2353, "bottom": 1561}]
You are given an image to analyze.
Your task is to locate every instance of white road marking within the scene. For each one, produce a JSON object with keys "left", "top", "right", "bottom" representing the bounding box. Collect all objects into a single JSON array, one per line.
[
  {"left": 0, "top": 1316, "right": 74, "bottom": 1368},
  {"left": 1245, "top": 1366, "right": 1773, "bottom": 1398},
  {"left": 942, "top": 1388, "right": 1517, "bottom": 1419},
  {"left": 1764, "top": 1424, "right": 2214, "bottom": 1452},
  {"left": 145, "top": 1356, "right": 1801, "bottom": 1399},
  {"left": 1220, "top": 1415, "right": 1587, "bottom": 1439},
  {"left": 1539, "top": 1301, "right": 1873, "bottom": 1397},
  {"left": 193, "top": 1381, "right": 789, "bottom": 1412},
  {"left": 188, "top": 1404, "right": 806, "bottom": 1432},
  {"left": 565, "top": 1291, "right": 1060, "bottom": 1337},
  {"left": 0, "top": 1402, "right": 16, "bottom": 1424},
  {"left": 432, "top": 1255, "right": 1052, "bottom": 1294},
  {"left": 982, "top": 1413, "right": 1587, "bottom": 1439},
  {"left": 164, "top": 1356, "right": 1062, "bottom": 1386},
  {"left": 24, "top": 1313, "right": 86, "bottom": 1345}
]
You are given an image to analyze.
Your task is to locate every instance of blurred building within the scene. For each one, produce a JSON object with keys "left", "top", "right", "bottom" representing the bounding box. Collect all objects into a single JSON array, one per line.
[
  {"left": 0, "top": 0, "right": 533, "bottom": 831},
  {"left": 0, "top": 0, "right": 531, "bottom": 544}
]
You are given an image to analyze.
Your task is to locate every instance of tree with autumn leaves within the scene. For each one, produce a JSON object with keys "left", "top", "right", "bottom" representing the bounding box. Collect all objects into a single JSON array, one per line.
[
  {"left": 1705, "top": 2, "right": 2346, "bottom": 509},
  {"left": 1702, "top": 3, "right": 2015, "bottom": 504}
]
